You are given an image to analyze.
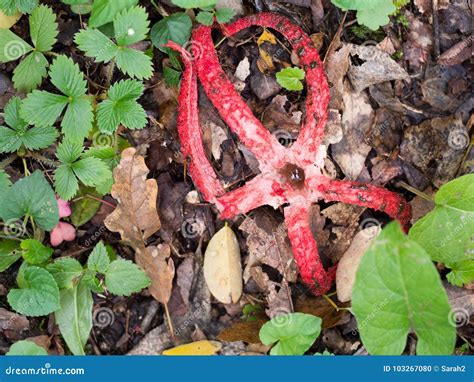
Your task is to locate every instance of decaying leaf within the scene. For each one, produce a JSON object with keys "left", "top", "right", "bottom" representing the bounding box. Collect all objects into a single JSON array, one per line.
[
  {"left": 336, "top": 227, "right": 379, "bottom": 302},
  {"left": 105, "top": 148, "right": 161, "bottom": 254},
  {"left": 348, "top": 44, "right": 409, "bottom": 92},
  {"left": 136, "top": 244, "right": 175, "bottom": 304},
  {"left": 331, "top": 83, "right": 374, "bottom": 180},
  {"left": 294, "top": 296, "right": 350, "bottom": 329},
  {"left": 257, "top": 29, "right": 277, "bottom": 72},
  {"left": 240, "top": 211, "right": 298, "bottom": 283},
  {"left": 204, "top": 225, "right": 242, "bottom": 304},
  {"left": 162, "top": 340, "right": 222, "bottom": 355},
  {"left": 0, "top": 10, "right": 21, "bottom": 29}
]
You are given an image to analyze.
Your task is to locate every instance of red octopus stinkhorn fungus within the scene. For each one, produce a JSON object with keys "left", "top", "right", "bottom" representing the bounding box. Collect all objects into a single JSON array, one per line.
[{"left": 165, "top": 13, "right": 411, "bottom": 295}]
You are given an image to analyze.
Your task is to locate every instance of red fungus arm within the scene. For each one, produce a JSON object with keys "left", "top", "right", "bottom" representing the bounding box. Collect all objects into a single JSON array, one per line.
[
  {"left": 192, "top": 25, "right": 287, "bottom": 171},
  {"left": 316, "top": 178, "right": 412, "bottom": 231},
  {"left": 165, "top": 41, "right": 225, "bottom": 202},
  {"left": 284, "top": 203, "right": 336, "bottom": 295},
  {"left": 222, "top": 13, "right": 330, "bottom": 167},
  {"left": 216, "top": 172, "right": 287, "bottom": 219}
]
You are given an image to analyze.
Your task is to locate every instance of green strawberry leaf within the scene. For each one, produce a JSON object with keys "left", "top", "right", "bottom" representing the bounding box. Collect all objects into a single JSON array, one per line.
[
  {"left": 12, "top": 51, "right": 48, "bottom": 92},
  {"left": 6, "top": 340, "right": 48, "bottom": 355},
  {"left": 88, "top": 0, "right": 138, "bottom": 28},
  {"left": 196, "top": 11, "right": 214, "bottom": 26},
  {"left": 8, "top": 265, "right": 60, "bottom": 316},
  {"left": 0, "top": 171, "right": 59, "bottom": 231},
  {"left": 46, "top": 257, "right": 84, "bottom": 289},
  {"left": 276, "top": 67, "right": 305, "bottom": 91},
  {"left": 171, "top": 0, "right": 217, "bottom": 9},
  {"left": 55, "top": 279, "right": 93, "bottom": 355},
  {"left": 70, "top": 186, "right": 102, "bottom": 227},
  {"left": 87, "top": 241, "right": 110, "bottom": 274},
  {"left": 259, "top": 313, "right": 322, "bottom": 355},
  {"left": 215, "top": 7, "right": 236, "bottom": 23},
  {"left": 20, "top": 238, "right": 53, "bottom": 265},
  {"left": 105, "top": 259, "right": 150, "bottom": 296},
  {"left": 352, "top": 222, "right": 456, "bottom": 355},
  {"left": 74, "top": 28, "right": 119, "bottom": 62},
  {"left": 0, "top": 0, "right": 38, "bottom": 15},
  {"left": 0, "top": 29, "right": 33, "bottom": 62},
  {"left": 446, "top": 260, "right": 474, "bottom": 287},
  {"left": 113, "top": 5, "right": 149, "bottom": 46},
  {"left": 29, "top": 5, "right": 58, "bottom": 52}
]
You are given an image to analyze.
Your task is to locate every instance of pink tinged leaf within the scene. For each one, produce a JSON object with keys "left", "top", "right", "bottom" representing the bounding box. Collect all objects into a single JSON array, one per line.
[{"left": 50, "top": 222, "right": 76, "bottom": 247}]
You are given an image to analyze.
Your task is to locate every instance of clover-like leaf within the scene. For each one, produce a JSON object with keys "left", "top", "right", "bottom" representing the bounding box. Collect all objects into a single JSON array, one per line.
[
  {"left": 276, "top": 67, "right": 305, "bottom": 91},
  {"left": 105, "top": 259, "right": 150, "bottom": 296}
]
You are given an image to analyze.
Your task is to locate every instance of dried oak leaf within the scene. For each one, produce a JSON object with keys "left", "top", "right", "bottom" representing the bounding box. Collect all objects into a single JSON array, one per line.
[
  {"left": 136, "top": 244, "right": 175, "bottom": 304},
  {"left": 105, "top": 148, "right": 161, "bottom": 254}
]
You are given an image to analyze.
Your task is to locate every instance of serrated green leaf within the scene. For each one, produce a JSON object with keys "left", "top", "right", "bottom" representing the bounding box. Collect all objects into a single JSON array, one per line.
[
  {"left": 276, "top": 67, "right": 305, "bottom": 91},
  {"left": 55, "top": 279, "right": 92, "bottom": 355},
  {"left": 150, "top": 12, "right": 192, "bottom": 54},
  {"left": 352, "top": 222, "right": 456, "bottom": 355},
  {"left": 0, "top": 169, "right": 11, "bottom": 194},
  {"left": 21, "top": 125, "right": 57, "bottom": 151},
  {"left": 12, "top": 51, "right": 48, "bottom": 92},
  {"left": 4, "top": 96, "right": 26, "bottom": 130},
  {"left": 409, "top": 174, "right": 474, "bottom": 266},
  {"left": 115, "top": 46, "right": 153, "bottom": 80},
  {"left": 61, "top": 96, "right": 94, "bottom": 142},
  {"left": 56, "top": 139, "right": 83, "bottom": 163},
  {"left": 0, "top": 171, "right": 59, "bottom": 231},
  {"left": 21, "top": 90, "right": 68, "bottom": 127},
  {"left": 446, "top": 260, "right": 474, "bottom": 287},
  {"left": 46, "top": 257, "right": 83, "bottom": 289},
  {"left": 0, "top": 126, "right": 21, "bottom": 152},
  {"left": 20, "top": 238, "right": 53, "bottom": 265},
  {"left": 114, "top": 5, "right": 149, "bottom": 46},
  {"left": 70, "top": 186, "right": 101, "bottom": 227},
  {"left": 0, "top": 29, "right": 32, "bottom": 62},
  {"left": 259, "top": 313, "right": 322, "bottom": 355},
  {"left": 72, "top": 157, "right": 111, "bottom": 187},
  {"left": 96, "top": 79, "right": 146, "bottom": 133},
  {"left": 49, "top": 55, "right": 87, "bottom": 97},
  {"left": 6, "top": 340, "right": 48, "bottom": 355},
  {"left": 87, "top": 241, "right": 110, "bottom": 273},
  {"left": 29, "top": 5, "right": 58, "bottom": 52},
  {"left": 196, "top": 11, "right": 214, "bottom": 26},
  {"left": 171, "top": 0, "right": 217, "bottom": 9},
  {"left": 74, "top": 28, "right": 118, "bottom": 62},
  {"left": 105, "top": 259, "right": 150, "bottom": 296},
  {"left": 8, "top": 265, "right": 60, "bottom": 316},
  {"left": 0, "top": 239, "right": 21, "bottom": 272},
  {"left": 54, "top": 164, "right": 79, "bottom": 201},
  {"left": 215, "top": 7, "right": 236, "bottom": 23},
  {"left": 89, "top": 0, "right": 138, "bottom": 28},
  {"left": 0, "top": 0, "right": 38, "bottom": 16}
]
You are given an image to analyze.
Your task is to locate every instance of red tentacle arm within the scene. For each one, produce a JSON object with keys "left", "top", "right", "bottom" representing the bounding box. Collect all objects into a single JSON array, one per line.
[
  {"left": 217, "top": 173, "right": 287, "bottom": 219},
  {"left": 164, "top": 41, "right": 225, "bottom": 202},
  {"left": 284, "top": 203, "right": 336, "bottom": 295},
  {"left": 192, "top": 25, "right": 287, "bottom": 171},
  {"left": 315, "top": 178, "right": 412, "bottom": 231},
  {"left": 222, "top": 13, "right": 330, "bottom": 167}
]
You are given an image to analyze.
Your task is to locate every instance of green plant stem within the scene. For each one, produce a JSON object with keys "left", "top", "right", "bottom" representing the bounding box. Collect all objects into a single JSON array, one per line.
[
  {"left": 397, "top": 181, "right": 434, "bottom": 203},
  {"left": 22, "top": 157, "right": 30, "bottom": 176},
  {"left": 0, "top": 153, "right": 17, "bottom": 169},
  {"left": 214, "top": 36, "right": 227, "bottom": 49},
  {"left": 151, "top": 0, "right": 168, "bottom": 17},
  {"left": 27, "top": 152, "right": 60, "bottom": 167},
  {"left": 72, "top": 194, "right": 116, "bottom": 208}
]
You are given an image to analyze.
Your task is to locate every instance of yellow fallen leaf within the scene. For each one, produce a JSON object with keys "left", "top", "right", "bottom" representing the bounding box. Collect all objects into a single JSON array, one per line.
[
  {"left": 0, "top": 11, "right": 21, "bottom": 29},
  {"left": 204, "top": 225, "right": 242, "bottom": 304},
  {"left": 162, "top": 340, "right": 222, "bottom": 355},
  {"left": 257, "top": 28, "right": 277, "bottom": 72}
]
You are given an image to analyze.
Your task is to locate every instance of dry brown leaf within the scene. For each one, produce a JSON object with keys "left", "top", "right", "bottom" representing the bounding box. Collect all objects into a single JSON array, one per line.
[
  {"left": 217, "top": 318, "right": 266, "bottom": 344},
  {"left": 294, "top": 296, "right": 350, "bottom": 329},
  {"left": 336, "top": 227, "right": 379, "bottom": 302},
  {"left": 240, "top": 211, "right": 298, "bottom": 283},
  {"left": 105, "top": 148, "right": 161, "bottom": 254},
  {"left": 0, "top": 11, "right": 21, "bottom": 29},
  {"left": 204, "top": 225, "right": 242, "bottom": 304},
  {"left": 331, "top": 83, "right": 374, "bottom": 180},
  {"left": 348, "top": 44, "right": 409, "bottom": 92},
  {"left": 136, "top": 244, "right": 175, "bottom": 304}
]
